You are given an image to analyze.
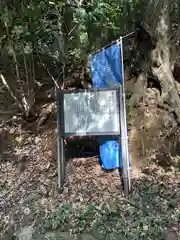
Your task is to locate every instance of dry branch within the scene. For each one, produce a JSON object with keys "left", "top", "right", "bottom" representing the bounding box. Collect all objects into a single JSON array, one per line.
[{"left": 0, "top": 73, "right": 24, "bottom": 112}]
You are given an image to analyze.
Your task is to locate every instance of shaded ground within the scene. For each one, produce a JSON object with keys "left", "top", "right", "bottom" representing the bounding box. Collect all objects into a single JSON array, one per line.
[
  {"left": 0, "top": 116, "right": 180, "bottom": 240},
  {"left": 0, "top": 87, "right": 180, "bottom": 239}
]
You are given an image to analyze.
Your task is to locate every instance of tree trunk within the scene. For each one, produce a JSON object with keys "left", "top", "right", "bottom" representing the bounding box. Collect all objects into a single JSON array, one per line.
[
  {"left": 127, "top": 72, "right": 147, "bottom": 114},
  {"left": 4, "top": 21, "right": 36, "bottom": 120},
  {"left": 149, "top": 4, "right": 180, "bottom": 123},
  {"left": 22, "top": 45, "right": 36, "bottom": 119},
  {"left": 138, "top": 0, "right": 180, "bottom": 124}
]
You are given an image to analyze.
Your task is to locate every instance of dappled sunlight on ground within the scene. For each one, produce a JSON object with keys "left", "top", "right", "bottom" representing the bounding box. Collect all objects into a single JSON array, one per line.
[{"left": 0, "top": 89, "right": 180, "bottom": 238}]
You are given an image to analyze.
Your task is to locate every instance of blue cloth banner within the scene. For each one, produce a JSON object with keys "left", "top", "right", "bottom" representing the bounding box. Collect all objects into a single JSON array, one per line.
[
  {"left": 90, "top": 42, "right": 123, "bottom": 169},
  {"left": 90, "top": 42, "right": 123, "bottom": 88}
]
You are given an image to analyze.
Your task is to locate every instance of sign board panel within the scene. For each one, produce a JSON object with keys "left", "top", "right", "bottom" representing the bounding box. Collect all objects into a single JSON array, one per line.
[{"left": 61, "top": 88, "right": 121, "bottom": 136}]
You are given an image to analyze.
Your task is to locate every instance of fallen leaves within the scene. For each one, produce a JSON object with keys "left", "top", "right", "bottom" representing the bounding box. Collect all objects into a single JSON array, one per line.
[{"left": 0, "top": 120, "right": 180, "bottom": 239}]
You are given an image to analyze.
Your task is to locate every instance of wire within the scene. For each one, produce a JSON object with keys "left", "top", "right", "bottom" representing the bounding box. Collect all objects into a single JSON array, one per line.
[{"left": 90, "top": 31, "right": 135, "bottom": 56}]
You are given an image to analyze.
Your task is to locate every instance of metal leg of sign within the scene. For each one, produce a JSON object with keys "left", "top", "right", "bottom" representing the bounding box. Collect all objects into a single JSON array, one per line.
[
  {"left": 118, "top": 167, "right": 124, "bottom": 191},
  {"left": 119, "top": 37, "right": 132, "bottom": 197},
  {"left": 118, "top": 87, "right": 129, "bottom": 197},
  {"left": 120, "top": 95, "right": 131, "bottom": 197},
  {"left": 59, "top": 136, "right": 66, "bottom": 189},
  {"left": 56, "top": 87, "right": 66, "bottom": 190}
]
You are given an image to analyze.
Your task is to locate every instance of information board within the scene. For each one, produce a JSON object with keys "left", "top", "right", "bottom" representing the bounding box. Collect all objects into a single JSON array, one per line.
[
  {"left": 56, "top": 36, "right": 131, "bottom": 197},
  {"left": 61, "top": 88, "right": 121, "bottom": 136}
]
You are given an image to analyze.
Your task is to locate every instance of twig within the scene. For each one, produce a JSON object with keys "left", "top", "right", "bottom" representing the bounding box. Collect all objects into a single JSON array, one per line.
[
  {"left": 0, "top": 73, "right": 24, "bottom": 112},
  {"left": 5, "top": 22, "right": 29, "bottom": 113},
  {"left": 37, "top": 53, "right": 60, "bottom": 89},
  {"left": 60, "top": 63, "right": 66, "bottom": 89},
  {"left": 78, "top": 0, "right": 84, "bottom": 6},
  {"left": 68, "top": 22, "right": 82, "bottom": 36}
]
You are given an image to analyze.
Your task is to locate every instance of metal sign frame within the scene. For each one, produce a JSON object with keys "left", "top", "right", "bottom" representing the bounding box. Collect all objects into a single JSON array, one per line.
[{"left": 56, "top": 86, "right": 123, "bottom": 190}]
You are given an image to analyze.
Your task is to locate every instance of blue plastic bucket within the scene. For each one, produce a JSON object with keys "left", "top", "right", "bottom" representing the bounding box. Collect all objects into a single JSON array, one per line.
[{"left": 99, "top": 136, "right": 122, "bottom": 169}]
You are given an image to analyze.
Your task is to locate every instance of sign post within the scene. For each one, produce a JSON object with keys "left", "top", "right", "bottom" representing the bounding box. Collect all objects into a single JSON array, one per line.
[
  {"left": 119, "top": 37, "right": 131, "bottom": 196},
  {"left": 56, "top": 88, "right": 66, "bottom": 189}
]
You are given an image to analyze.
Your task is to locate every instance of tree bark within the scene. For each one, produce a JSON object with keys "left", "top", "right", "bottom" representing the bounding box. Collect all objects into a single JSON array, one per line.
[
  {"left": 127, "top": 72, "right": 147, "bottom": 113},
  {"left": 138, "top": 0, "right": 180, "bottom": 124},
  {"left": 149, "top": 4, "right": 180, "bottom": 123}
]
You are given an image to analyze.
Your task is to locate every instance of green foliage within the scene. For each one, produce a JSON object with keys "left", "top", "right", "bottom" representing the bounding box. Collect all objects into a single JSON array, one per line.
[
  {"left": 0, "top": 0, "right": 142, "bottom": 67},
  {"left": 1, "top": 0, "right": 180, "bottom": 74},
  {"left": 33, "top": 204, "right": 73, "bottom": 239},
  {"left": 74, "top": 204, "right": 99, "bottom": 232},
  {"left": 32, "top": 187, "right": 179, "bottom": 240}
]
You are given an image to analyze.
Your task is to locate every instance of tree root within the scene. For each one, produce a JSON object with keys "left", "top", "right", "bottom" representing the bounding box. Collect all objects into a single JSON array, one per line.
[{"left": 37, "top": 103, "right": 55, "bottom": 128}]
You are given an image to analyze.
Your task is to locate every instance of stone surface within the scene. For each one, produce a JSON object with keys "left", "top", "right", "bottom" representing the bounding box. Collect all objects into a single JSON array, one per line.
[{"left": 18, "top": 226, "right": 33, "bottom": 240}]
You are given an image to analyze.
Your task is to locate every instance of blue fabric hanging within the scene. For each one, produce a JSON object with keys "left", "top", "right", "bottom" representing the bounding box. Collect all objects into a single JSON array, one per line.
[
  {"left": 90, "top": 42, "right": 123, "bottom": 169},
  {"left": 90, "top": 43, "right": 123, "bottom": 88}
]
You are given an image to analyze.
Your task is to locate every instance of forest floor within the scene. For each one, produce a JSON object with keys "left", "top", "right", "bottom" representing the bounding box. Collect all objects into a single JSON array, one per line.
[{"left": 0, "top": 88, "right": 180, "bottom": 240}]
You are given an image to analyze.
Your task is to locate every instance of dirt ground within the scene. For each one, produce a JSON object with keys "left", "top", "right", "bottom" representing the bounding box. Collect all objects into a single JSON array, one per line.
[{"left": 0, "top": 87, "right": 180, "bottom": 239}]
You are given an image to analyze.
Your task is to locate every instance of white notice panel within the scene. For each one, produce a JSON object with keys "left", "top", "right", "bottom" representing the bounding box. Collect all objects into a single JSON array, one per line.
[{"left": 63, "top": 89, "right": 120, "bottom": 135}]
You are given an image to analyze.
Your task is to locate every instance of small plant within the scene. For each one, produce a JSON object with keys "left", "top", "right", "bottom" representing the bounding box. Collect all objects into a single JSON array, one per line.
[
  {"left": 74, "top": 204, "right": 99, "bottom": 233},
  {"left": 32, "top": 204, "right": 73, "bottom": 240}
]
